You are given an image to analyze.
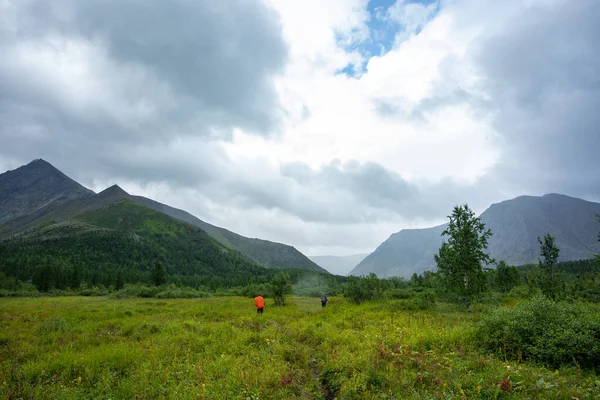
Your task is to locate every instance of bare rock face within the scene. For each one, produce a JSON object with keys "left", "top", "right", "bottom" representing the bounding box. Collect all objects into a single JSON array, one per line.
[
  {"left": 0, "top": 159, "right": 94, "bottom": 224},
  {"left": 351, "top": 194, "right": 600, "bottom": 278}
]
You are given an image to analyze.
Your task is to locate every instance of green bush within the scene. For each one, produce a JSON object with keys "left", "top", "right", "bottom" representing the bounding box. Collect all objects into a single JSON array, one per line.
[
  {"left": 155, "top": 287, "right": 210, "bottom": 298},
  {"left": 384, "top": 288, "right": 415, "bottom": 299},
  {"left": 111, "top": 284, "right": 162, "bottom": 299},
  {"left": 396, "top": 292, "right": 436, "bottom": 311},
  {"left": 111, "top": 284, "right": 210, "bottom": 299},
  {"left": 475, "top": 296, "right": 600, "bottom": 369}
]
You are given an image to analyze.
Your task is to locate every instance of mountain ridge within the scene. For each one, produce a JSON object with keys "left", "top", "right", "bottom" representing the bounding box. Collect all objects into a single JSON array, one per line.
[
  {"left": 0, "top": 160, "right": 326, "bottom": 273},
  {"left": 351, "top": 193, "right": 600, "bottom": 278}
]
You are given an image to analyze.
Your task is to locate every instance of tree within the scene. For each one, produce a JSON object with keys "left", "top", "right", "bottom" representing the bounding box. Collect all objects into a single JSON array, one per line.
[
  {"left": 151, "top": 263, "right": 166, "bottom": 286},
  {"left": 537, "top": 234, "right": 561, "bottom": 300},
  {"left": 596, "top": 214, "right": 600, "bottom": 267},
  {"left": 434, "top": 204, "right": 493, "bottom": 310},
  {"left": 343, "top": 273, "right": 386, "bottom": 304},
  {"left": 70, "top": 265, "right": 81, "bottom": 289},
  {"left": 494, "top": 261, "right": 520, "bottom": 293},
  {"left": 115, "top": 270, "right": 124, "bottom": 291},
  {"left": 410, "top": 273, "right": 423, "bottom": 286},
  {"left": 270, "top": 272, "right": 292, "bottom": 306}
]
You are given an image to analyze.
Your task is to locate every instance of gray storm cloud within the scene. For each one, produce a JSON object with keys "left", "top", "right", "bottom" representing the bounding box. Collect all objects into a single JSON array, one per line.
[{"left": 0, "top": 0, "right": 598, "bottom": 254}]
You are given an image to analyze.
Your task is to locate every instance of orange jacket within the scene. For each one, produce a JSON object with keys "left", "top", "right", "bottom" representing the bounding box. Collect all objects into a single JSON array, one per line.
[{"left": 254, "top": 296, "right": 265, "bottom": 309}]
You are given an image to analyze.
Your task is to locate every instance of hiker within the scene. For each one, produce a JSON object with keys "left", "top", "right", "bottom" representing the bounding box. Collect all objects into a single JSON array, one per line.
[
  {"left": 321, "top": 294, "right": 328, "bottom": 308},
  {"left": 254, "top": 295, "right": 265, "bottom": 314}
]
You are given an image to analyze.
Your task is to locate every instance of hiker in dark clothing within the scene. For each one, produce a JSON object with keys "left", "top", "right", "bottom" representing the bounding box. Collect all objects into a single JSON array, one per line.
[{"left": 321, "top": 295, "right": 328, "bottom": 308}]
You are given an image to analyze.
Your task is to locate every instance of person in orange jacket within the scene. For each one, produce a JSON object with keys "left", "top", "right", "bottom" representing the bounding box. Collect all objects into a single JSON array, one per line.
[{"left": 254, "top": 295, "right": 265, "bottom": 314}]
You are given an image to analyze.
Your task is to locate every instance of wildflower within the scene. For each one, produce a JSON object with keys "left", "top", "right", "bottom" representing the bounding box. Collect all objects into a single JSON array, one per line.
[{"left": 498, "top": 378, "right": 511, "bottom": 392}]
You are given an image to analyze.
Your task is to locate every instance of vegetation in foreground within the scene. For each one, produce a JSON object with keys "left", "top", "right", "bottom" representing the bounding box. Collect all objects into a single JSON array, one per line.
[{"left": 1, "top": 296, "right": 599, "bottom": 400}]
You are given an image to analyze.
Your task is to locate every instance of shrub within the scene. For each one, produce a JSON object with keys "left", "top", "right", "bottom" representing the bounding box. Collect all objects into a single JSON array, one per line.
[
  {"left": 155, "top": 287, "right": 210, "bottom": 298},
  {"left": 384, "top": 288, "right": 415, "bottom": 299},
  {"left": 111, "top": 284, "right": 162, "bottom": 299},
  {"left": 475, "top": 296, "right": 600, "bottom": 369},
  {"left": 396, "top": 292, "right": 436, "bottom": 311}
]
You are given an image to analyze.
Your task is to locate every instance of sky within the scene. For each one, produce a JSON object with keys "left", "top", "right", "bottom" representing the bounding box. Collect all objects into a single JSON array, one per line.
[{"left": 1, "top": 0, "right": 599, "bottom": 256}]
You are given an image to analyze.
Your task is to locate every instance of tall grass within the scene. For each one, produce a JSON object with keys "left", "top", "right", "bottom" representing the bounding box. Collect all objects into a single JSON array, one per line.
[{"left": 1, "top": 296, "right": 599, "bottom": 399}]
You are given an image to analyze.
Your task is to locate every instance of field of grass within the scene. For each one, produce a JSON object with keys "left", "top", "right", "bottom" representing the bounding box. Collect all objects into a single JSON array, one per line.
[{"left": 1, "top": 296, "right": 599, "bottom": 399}]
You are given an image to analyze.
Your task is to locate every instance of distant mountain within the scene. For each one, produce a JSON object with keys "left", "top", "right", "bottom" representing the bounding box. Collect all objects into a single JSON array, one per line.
[
  {"left": 309, "top": 253, "right": 369, "bottom": 276},
  {"left": 0, "top": 159, "right": 94, "bottom": 224},
  {"left": 0, "top": 160, "right": 326, "bottom": 273},
  {"left": 351, "top": 194, "right": 600, "bottom": 278}
]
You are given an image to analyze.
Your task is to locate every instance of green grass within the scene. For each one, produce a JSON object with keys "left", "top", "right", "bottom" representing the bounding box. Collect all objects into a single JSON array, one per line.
[{"left": 1, "top": 297, "right": 598, "bottom": 399}]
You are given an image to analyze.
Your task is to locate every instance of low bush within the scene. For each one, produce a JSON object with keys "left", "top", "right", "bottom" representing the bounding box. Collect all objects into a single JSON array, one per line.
[
  {"left": 111, "top": 284, "right": 162, "bottom": 299},
  {"left": 396, "top": 291, "right": 436, "bottom": 311},
  {"left": 155, "top": 287, "right": 210, "bottom": 299},
  {"left": 384, "top": 288, "right": 415, "bottom": 299},
  {"left": 111, "top": 284, "right": 210, "bottom": 299},
  {"left": 475, "top": 296, "right": 600, "bottom": 369}
]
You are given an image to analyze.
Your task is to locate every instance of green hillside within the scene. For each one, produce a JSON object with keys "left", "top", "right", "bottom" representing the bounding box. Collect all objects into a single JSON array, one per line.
[{"left": 0, "top": 201, "right": 285, "bottom": 291}]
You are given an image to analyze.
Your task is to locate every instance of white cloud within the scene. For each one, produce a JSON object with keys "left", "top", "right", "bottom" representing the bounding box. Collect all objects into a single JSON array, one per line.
[{"left": 1, "top": 0, "right": 598, "bottom": 257}]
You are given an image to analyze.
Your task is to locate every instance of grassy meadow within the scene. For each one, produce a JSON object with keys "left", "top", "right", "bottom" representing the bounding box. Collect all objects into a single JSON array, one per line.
[{"left": 1, "top": 296, "right": 599, "bottom": 399}]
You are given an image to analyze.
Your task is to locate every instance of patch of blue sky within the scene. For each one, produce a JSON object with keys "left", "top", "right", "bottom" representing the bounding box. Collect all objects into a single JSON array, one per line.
[{"left": 336, "top": 0, "right": 440, "bottom": 77}]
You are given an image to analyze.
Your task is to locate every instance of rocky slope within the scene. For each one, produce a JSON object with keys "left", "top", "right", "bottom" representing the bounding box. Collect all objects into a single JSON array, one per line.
[{"left": 0, "top": 159, "right": 94, "bottom": 224}]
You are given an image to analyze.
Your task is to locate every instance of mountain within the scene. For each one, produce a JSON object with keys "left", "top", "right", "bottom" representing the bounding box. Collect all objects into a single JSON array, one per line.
[
  {"left": 351, "top": 194, "right": 600, "bottom": 278},
  {"left": 0, "top": 160, "right": 326, "bottom": 273},
  {"left": 0, "top": 159, "right": 94, "bottom": 224},
  {"left": 131, "top": 195, "right": 326, "bottom": 272},
  {"left": 0, "top": 195, "right": 282, "bottom": 290},
  {"left": 309, "top": 253, "right": 369, "bottom": 276}
]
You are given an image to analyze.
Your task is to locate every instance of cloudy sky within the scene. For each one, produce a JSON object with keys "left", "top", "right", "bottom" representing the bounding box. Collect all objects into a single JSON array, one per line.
[{"left": 1, "top": 0, "right": 599, "bottom": 256}]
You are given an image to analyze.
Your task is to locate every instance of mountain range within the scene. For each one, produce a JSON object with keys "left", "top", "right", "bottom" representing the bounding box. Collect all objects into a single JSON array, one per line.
[
  {"left": 0, "top": 159, "right": 326, "bottom": 274},
  {"left": 2, "top": 159, "right": 599, "bottom": 282},
  {"left": 350, "top": 193, "right": 600, "bottom": 277}
]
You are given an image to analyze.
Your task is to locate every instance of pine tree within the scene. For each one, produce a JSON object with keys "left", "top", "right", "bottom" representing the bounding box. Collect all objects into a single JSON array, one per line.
[
  {"left": 115, "top": 270, "right": 124, "bottom": 290},
  {"left": 151, "top": 263, "right": 166, "bottom": 286},
  {"left": 70, "top": 265, "right": 81, "bottom": 289},
  {"left": 596, "top": 214, "right": 600, "bottom": 267},
  {"left": 434, "top": 204, "right": 493, "bottom": 310}
]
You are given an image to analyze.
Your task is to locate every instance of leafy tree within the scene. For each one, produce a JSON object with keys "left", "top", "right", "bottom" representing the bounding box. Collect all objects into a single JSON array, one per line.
[
  {"left": 537, "top": 234, "right": 561, "bottom": 300},
  {"left": 434, "top": 204, "right": 493, "bottom": 310},
  {"left": 495, "top": 261, "right": 520, "bottom": 293},
  {"left": 271, "top": 271, "right": 292, "bottom": 306},
  {"left": 410, "top": 273, "right": 423, "bottom": 286},
  {"left": 343, "top": 273, "right": 387, "bottom": 304},
  {"left": 151, "top": 262, "right": 166, "bottom": 286}
]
